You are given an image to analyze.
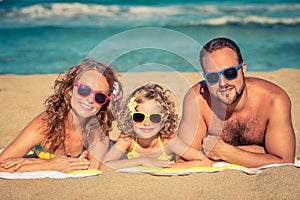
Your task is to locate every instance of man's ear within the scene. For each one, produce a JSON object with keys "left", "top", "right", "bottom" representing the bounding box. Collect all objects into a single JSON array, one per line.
[{"left": 242, "top": 62, "right": 247, "bottom": 74}]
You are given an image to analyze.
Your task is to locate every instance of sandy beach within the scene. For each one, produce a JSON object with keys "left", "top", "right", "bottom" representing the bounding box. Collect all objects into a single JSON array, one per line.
[{"left": 0, "top": 70, "right": 299, "bottom": 199}]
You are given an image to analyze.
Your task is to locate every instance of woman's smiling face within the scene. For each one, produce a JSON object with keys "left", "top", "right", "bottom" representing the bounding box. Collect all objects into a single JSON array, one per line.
[
  {"left": 133, "top": 99, "right": 164, "bottom": 139},
  {"left": 71, "top": 70, "right": 110, "bottom": 118}
]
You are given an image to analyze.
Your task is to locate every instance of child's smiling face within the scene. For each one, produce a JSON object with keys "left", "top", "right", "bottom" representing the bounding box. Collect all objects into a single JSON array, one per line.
[{"left": 133, "top": 99, "right": 164, "bottom": 139}]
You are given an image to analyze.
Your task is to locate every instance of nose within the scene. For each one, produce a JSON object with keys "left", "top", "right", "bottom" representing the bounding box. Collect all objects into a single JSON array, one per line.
[
  {"left": 143, "top": 117, "right": 151, "bottom": 126},
  {"left": 218, "top": 74, "right": 228, "bottom": 87},
  {"left": 86, "top": 93, "right": 94, "bottom": 104}
]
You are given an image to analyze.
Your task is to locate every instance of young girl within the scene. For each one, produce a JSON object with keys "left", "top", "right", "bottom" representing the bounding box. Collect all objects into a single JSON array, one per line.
[
  {"left": 0, "top": 58, "right": 122, "bottom": 173},
  {"left": 101, "top": 84, "right": 204, "bottom": 170}
]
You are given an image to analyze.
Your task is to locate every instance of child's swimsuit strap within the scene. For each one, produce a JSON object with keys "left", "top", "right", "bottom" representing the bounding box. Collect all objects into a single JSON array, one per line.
[
  {"left": 127, "top": 137, "right": 139, "bottom": 159},
  {"left": 157, "top": 135, "right": 171, "bottom": 159}
]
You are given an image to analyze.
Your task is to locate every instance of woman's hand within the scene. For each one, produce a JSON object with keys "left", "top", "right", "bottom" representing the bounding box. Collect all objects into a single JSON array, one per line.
[
  {"left": 49, "top": 156, "right": 90, "bottom": 173},
  {"left": 0, "top": 156, "right": 91, "bottom": 173},
  {"left": 0, "top": 157, "right": 33, "bottom": 171}
]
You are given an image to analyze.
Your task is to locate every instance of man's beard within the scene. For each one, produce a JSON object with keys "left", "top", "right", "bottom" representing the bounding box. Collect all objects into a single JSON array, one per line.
[{"left": 216, "top": 81, "right": 245, "bottom": 105}]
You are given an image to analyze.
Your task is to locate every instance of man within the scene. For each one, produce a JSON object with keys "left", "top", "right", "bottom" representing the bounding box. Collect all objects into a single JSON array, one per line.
[{"left": 178, "top": 37, "right": 295, "bottom": 168}]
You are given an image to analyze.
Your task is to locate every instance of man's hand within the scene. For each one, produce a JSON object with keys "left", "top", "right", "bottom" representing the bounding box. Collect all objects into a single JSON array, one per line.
[
  {"left": 202, "top": 135, "right": 228, "bottom": 160},
  {"left": 237, "top": 145, "right": 265, "bottom": 153}
]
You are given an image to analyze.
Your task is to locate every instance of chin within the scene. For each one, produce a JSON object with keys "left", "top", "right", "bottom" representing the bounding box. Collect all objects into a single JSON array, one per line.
[
  {"left": 73, "top": 107, "right": 98, "bottom": 119},
  {"left": 136, "top": 131, "right": 158, "bottom": 139}
]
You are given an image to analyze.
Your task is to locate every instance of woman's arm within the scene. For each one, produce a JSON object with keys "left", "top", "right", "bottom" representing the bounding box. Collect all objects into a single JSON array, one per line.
[
  {"left": 0, "top": 113, "right": 47, "bottom": 162},
  {"left": 0, "top": 112, "right": 90, "bottom": 173},
  {"left": 88, "top": 136, "right": 109, "bottom": 169},
  {"left": 0, "top": 156, "right": 90, "bottom": 173}
]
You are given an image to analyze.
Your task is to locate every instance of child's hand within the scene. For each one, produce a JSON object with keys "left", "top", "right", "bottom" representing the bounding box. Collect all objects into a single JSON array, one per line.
[{"left": 141, "top": 157, "right": 174, "bottom": 169}]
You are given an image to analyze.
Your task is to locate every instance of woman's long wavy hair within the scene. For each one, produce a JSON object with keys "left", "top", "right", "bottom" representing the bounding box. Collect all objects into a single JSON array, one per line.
[
  {"left": 116, "top": 84, "right": 179, "bottom": 139},
  {"left": 42, "top": 58, "right": 121, "bottom": 152}
]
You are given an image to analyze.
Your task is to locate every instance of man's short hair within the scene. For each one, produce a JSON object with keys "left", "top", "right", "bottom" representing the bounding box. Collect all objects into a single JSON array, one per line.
[{"left": 199, "top": 37, "right": 244, "bottom": 68}]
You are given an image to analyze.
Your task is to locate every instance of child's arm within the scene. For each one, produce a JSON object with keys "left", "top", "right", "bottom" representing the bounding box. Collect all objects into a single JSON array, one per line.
[
  {"left": 167, "top": 136, "right": 214, "bottom": 167},
  {"left": 167, "top": 136, "right": 205, "bottom": 160},
  {"left": 100, "top": 137, "right": 174, "bottom": 170},
  {"left": 100, "top": 136, "right": 132, "bottom": 171}
]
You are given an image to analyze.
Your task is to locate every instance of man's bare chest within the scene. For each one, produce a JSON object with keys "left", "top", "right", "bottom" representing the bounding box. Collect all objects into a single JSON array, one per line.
[{"left": 207, "top": 111, "right": 266, "bottom": 146}]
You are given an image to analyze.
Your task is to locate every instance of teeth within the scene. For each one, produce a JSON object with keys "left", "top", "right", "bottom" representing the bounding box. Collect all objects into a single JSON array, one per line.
[
  {"left": 141, "top": 128, "right": 154, "bottom": 132},
  {"left": 80, "top": 103, "right": 92, "bottom": 110},
  {"left": 220, "top": 87, "right": 232, "bottom": 92}
]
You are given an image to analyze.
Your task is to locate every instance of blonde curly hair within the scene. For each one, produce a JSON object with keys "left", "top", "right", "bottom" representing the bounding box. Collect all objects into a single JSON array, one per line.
[{"left": 116, "top": 83, "right": 179, "bottom": 139}]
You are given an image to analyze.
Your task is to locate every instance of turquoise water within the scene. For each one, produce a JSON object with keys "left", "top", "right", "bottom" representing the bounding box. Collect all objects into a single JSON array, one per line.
[{"left": 0, "top": 0, "right": 300, "bottom": 74}]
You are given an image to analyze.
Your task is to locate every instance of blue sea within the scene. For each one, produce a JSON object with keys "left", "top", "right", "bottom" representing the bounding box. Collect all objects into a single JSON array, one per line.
[{"left": 0, "top": 0, "right": 300, "bottom": 74}]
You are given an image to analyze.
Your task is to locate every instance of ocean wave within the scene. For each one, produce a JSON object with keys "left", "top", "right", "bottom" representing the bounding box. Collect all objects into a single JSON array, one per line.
[
  {"left": 187, "top": 16, "right": 300, "bottom": 26},
  {"left": 1, "top": 2, "right": 300, "bottom": 28},
  {"left": 18, "top": 3, "right": 120, "bottom": 18}
]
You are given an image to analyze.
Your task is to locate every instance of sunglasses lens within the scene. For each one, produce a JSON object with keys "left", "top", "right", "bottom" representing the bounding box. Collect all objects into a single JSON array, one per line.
[
  {"left": 78, "top": 85, "right": 91, "bottom": 96},
  {"left": 95, "top": 93, "right": 108, "bottom": 104},
  {"left": 150, "top": 114, "right": 162, "bottom": 124},
  {"left": 132, "top": 113, "right": 145, "bottom": 123},
  {"left": 206, "top": 73, "right": 219, "bottom": 84},
  {"left": 224, "top": 68, "right": 238, "bottom": 79}
]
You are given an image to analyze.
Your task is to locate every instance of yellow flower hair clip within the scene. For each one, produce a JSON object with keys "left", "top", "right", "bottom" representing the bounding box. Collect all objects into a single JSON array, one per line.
[{"left": 128, "top": 97, "right": 138, "bottom": 114}]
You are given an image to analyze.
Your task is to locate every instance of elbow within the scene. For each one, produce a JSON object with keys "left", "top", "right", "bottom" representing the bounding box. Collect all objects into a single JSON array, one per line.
[
  {"left": 99, "top": 161, "right": 114, "bottom": 171},
  {"left": 274, "top": 153, "right": 295, "bottom": 164},
  {"left": 281, "top": 149, "right": 296, "bottom": 164},
  {"left": 282, "top": 156, "right": 295, "bottom": 164}
]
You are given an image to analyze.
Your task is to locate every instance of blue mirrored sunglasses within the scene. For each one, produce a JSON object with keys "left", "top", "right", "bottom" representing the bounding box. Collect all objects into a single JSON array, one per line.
[{"left": 203, "top": 63, "right": 243, "bottom": 84}]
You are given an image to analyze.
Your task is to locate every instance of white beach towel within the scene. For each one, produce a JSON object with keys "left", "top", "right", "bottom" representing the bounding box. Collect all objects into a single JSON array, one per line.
[
  {"left": 0, "top": 160, "right": 299, "bottom": 179},
  {"left": 0, "top": 170, "right": 102, "bottom": 179},
  {"left": 117, "top": 160, "right": 300, "bottom": 176}
]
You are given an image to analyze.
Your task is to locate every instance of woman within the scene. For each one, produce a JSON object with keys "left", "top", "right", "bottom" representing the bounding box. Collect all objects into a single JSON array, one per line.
[{"left": 0, "top": 58, "right": 121, "bottom": 173}]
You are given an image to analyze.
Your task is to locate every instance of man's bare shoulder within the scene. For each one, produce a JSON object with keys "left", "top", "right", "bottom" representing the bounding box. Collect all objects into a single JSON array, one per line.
[
  {"left": 187, "top": 80, "right": 209, "bottom": 101},
  {"left": 245, "top": 77, "right": 292, "bottom": 110},
  {"left": 246, "top": 77, "right": 289, "bottom": 97}
]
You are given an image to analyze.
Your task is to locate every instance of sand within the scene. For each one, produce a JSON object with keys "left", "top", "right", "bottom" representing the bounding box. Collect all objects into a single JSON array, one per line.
[{"left": 0, "top": 70, "right": 299, "bottom": 199}]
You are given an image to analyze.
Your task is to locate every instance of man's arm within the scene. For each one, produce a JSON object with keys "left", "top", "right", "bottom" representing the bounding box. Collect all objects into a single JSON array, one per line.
[
  {"left": 264, "top": 89, "right": 295, "bottom": 163},
  {"left": 202, "top": 90, "right": 295, "bottom": 168}
]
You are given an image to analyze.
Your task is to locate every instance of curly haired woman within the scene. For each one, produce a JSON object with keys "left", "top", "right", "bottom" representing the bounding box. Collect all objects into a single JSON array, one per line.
[{"left": 0, "top": 58, "right": 122, "bottom": 173}]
